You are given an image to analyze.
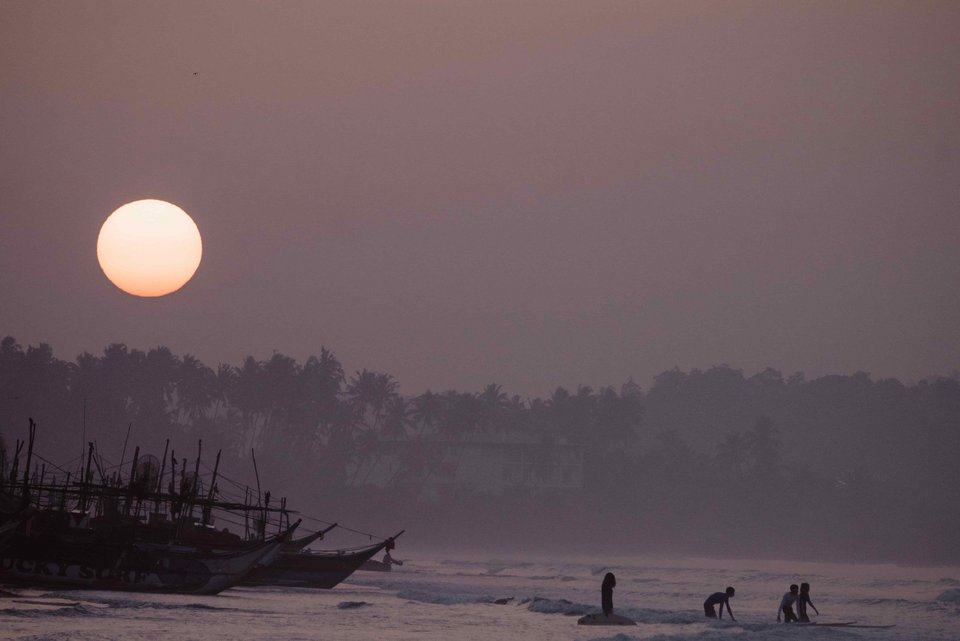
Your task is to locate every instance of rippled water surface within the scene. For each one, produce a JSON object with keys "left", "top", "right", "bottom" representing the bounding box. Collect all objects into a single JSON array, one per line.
[{"left": 2, "top": 553, "right": 958, "bottom": 640}]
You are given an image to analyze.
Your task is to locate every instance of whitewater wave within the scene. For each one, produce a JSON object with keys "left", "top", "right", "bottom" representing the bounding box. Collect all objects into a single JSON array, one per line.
[
  {"left": 0, "top": 603, "right": 93, "bottom": 618},
  {"left": 438, "top": 559, "right": 534, "bottom": 570},
  {"left": 847, "top": 597, "right": 919, "bottom": 607},
  {"left": 587, "top": 621, "right": 880, "bottom": 641},
  {"left": 23, "top": 592, "right": 243, "bottom": 615},
  {"left": 99, "top": 599, "right": 246, "bottom": 613},
  {"left": 435, "top": 569, "right": 579, "bottom": 582},
  {"left": 0, "top": 631, "right": 78, "bottom": 641},
  {"left": 515, "top": 596, "right": 707, "bottom": 626},
  {"left": 584, "top": 634, "right": 639, "bottom": 641},
  {"left": 520, "top": 596, "right": 591, "bottom": 616},
  {"left": 937, "top": 588, "right": 960, "bottom": 603},
  {"left": 395, "top": 588, "right": 503, "bottom": 606}
]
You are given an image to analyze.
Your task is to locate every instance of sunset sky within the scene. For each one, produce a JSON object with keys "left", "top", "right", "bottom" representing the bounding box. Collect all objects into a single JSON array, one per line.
[{"left": 1, "top": 1, "right": 958, "bottom": 396}]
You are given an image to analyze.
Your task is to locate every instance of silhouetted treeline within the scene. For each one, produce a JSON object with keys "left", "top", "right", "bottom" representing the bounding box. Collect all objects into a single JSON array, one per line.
[{"left": 1, "top": 336, "right": 958, "bottom": 563}]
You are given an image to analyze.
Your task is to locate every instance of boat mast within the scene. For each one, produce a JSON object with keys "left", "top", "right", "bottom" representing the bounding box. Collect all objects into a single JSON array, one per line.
[
  {"left": 21, "top": 418, "right": 37, "bottom": 502},
  {"left": 124, "top": 445, "right": 140, "bottom": 516},
  {"left": 155, "top": 438, "right": 169, "bottom": 518},
  {"left": 79, "top": 441, "right": 94, "bottom": 512},
  {"left": 202, "top": 448, "right": 222, "bottom": 527},
  {"left": 251, "top": 448, "right": 265, "bottom": 539}
]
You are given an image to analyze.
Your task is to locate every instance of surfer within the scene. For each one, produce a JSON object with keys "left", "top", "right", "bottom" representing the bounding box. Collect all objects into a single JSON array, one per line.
[
  {"left": 601, "top": 572, "right": 616, "bottom": 616},
  {"left": 777, "top": 584, "right": 800, "bottom": 623},
  {"left": 577, "top": 572, "right": 637, "bottom": 626},
  {"left": 797, "top": 582, "right": 819, "bottom": 622},
  {"left": 703, "top": 587, "right": 736, "bottom": 621}
]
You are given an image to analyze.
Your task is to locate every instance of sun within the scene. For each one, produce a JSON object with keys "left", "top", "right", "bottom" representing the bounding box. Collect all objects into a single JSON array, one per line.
[{"left": 97, "top": 199, "right": 203, "bottom": 297}]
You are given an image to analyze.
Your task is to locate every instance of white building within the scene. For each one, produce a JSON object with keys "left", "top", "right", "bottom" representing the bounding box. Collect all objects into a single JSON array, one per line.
[{"left": 357, "top": 431, "right": 583, "bottom": 498}]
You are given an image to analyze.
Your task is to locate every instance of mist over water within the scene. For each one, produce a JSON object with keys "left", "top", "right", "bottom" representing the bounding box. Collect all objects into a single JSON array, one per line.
[{"left": 1, "top": 337, "right": 958, "bottom": 566}]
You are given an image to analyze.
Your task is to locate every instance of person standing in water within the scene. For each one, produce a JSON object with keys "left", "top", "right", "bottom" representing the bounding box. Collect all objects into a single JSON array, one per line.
[
  {"left": 703, "top": 587, "right": 736, "bottom": 621},
  {"left": 601, "top": 572, "right": 616, "bottom": 617},
  {"left": 797, "top": 582, "right": 819, "bottom": 622},
  {"left": 777, "top": 584, "right": 800, "bottom": 623}
]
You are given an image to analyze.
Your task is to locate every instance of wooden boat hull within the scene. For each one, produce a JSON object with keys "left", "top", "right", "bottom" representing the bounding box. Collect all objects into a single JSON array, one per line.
[
  {"left": 243, "top": 539, "right": 389, "bottom": 589},
  {"left": 0, "top": 519, "right": 19, "bottom": 553},
  {"left": 0, "top": 534, "right": 284, "bottom": 595}
]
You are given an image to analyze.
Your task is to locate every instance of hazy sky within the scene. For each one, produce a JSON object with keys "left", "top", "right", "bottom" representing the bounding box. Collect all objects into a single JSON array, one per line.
[{"left": 2, "top": 1, "right": 958, "bottom": 396}]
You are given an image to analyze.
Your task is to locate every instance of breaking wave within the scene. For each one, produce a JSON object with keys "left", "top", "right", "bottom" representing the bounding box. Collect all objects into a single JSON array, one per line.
[
  {"left": 520, "top": 596, "right": 591, "bottom": 616},
  {"left": 0, "top": 603, "right": 94, "bottom": 618},
  {"left": 936, "top": 588, "right": 960, "bottom": 603},
  {"left": 395, "top": 588, "right": 503, "bottom": 605}
]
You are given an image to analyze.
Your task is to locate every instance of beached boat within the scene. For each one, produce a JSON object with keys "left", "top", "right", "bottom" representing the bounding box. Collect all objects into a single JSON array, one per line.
[
  {"left": 0, "top": 526, "right": 293, "bottom": 594},
  {"left": 243, "top": 531, "right": 404, "bottom": 589},
  {"left": 282, "top": 523, "right": 337, "bottom": 552},
  {"left": 0, "top": 423, "right": 301, "bottom": 593},
  {"left": 0, "top": 518, "right": 19, "bottom": 553}
]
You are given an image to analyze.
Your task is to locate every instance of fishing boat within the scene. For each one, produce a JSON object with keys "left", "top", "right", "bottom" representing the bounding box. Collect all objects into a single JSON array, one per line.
[
  {"left": 0, "top": 517, "right": 19, "bottom": 553},
  {"left": 243, "top": 531, "right": 404, "bottom": 589},
  {"left": 0, "top": 420, "right": 301, "bottom": 594},
  {"left": 0, "top": 524, "right": 293, "bottom": 594},
  {"left": 282, "top": 523, "right": 337, "bottom": 552}
]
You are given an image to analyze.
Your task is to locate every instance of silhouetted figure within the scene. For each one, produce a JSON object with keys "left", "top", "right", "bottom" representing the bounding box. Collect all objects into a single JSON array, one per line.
[
  {"left": 703, "top": 586, "right": 736, "bottom": 621},
  {"left": 797, "top": 582, "right": 819, "bottom": 622},
  {"left": 383, "top": 549, "right": 403, "bottom": 567},
  {"left": 601, "top": 572, "right": 616, "bottom": 616},
  {"left": 778, "top": 584, "right": 800, "bottom": 623}
]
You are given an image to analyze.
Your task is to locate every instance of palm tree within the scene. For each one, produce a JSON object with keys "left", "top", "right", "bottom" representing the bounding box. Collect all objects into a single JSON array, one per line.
[
  {"left": 346, "top": 370, "right": 399, "bottom": 432},
  {"left": 411, "top": 391, "right": 442, "bottom": 437},
  {"left": 131, "top": 346, "right": 180, "bottom": 437},
  {"left": 717, "top": 431, "right": 749, "bottom": 476},
  {"left": 1, "top": 340, "right": 73, "bottom": 459},
  {"left": 355, "top": 395, "right": 414, "bottom": 485},
  {"left": 316, "top": 400, "right": 359, "bottom": 488},
  {"left": 382, "top": 396, "right": 411, "bottom": 440},
  {"left": 429, "top": 391, "right": 483, "bottom": 489},
  {"left": 594, "top": 385, "right": 643, "bottom": 446},
  {"left": 177, "top": 354, "right": 215, "bottom": 426},
  {"left": 345, "top": 370, "right": 399, "bottom": 485},
  {"left": 210, "top": 363, "right": 237, "bottom": 422},
  {"left": 231, "top": 356, "right": 267, "bottom": 453},
  {"left": 439, "top": 391, "right": 480, "bottom": 440},
  {"left": 256, "top": 353, "right": 302, "bottom": 470},
  {"left": 476, "top": 383, "right": 509, "bottom": 434},
  {"left": 399, "top": 391, "right": 445, "bottom": 489},
  {"left": 305, "top": 348, "right": 345, "bottom": 445},
  {"left": 745, "top": 416, "right": 783, "bottom": 481}
]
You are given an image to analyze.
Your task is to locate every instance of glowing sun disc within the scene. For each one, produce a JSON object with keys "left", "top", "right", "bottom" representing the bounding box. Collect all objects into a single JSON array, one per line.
[{"left": 97, "top": 199, "right": 202, "bottom": 297}]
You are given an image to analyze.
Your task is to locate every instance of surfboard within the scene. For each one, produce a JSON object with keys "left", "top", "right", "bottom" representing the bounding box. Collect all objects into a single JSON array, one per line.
[{"left": 577, "top": 613, "right": 637, "bottom": 626}]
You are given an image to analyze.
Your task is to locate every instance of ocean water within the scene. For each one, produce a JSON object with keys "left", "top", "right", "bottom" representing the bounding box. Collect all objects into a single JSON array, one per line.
[{"left": 2, "top": 553, "right": 958, "bottom": 640}]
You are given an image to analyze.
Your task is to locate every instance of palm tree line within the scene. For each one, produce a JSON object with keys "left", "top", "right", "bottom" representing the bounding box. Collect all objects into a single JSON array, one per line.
[
  {"left": 0, "top": 337, "right": 642, "bottom": 492},
  {"left": 2, "top": 336, "right": 958, "bottom": 562}
]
